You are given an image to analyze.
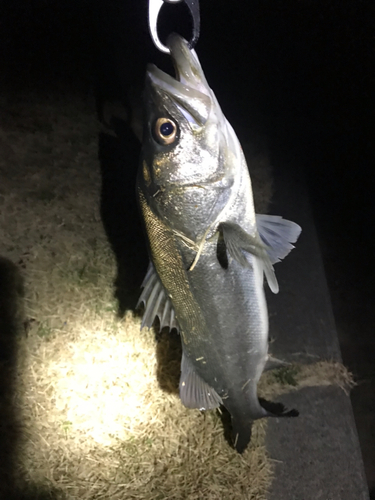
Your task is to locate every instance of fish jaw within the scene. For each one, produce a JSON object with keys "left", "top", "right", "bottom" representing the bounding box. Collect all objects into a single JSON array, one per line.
[
  {"left": 142, "top": 35, "right": 237, "bottom": 190},
  {"left": 147, "top": 32, "right": 214, "bottom": 128},
  {"left": 167, "top": 33, "right": 211, "bottom": 95}
]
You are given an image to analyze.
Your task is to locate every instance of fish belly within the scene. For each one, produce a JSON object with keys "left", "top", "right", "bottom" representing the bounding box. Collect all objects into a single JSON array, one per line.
[{"left": 175, "top": 238, "right": 269, "bottom": 403}]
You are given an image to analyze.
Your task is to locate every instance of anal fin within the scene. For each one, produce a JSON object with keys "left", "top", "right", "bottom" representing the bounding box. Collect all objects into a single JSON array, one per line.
[
  {"left": 179, "top": 351, "right": 222, "bottom": 410},
  {"left": 264, "top": 355, "right": 290, "bottom": 372}
]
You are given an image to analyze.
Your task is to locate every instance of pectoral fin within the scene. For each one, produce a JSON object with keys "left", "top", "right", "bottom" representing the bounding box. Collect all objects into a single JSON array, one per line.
[
  {"left": 219, "top": 222, "right": 279, "bottom": 294},
  {"left": 264, "top": 355, "right": 290, "bottom": 372},
  {"left": 179, "top": 351, "right": 222, "bottom": 410},
  {"left": 137, "top": 262, "right": 179, "bottom": 332},
  {"left": 256, "top": 214, "right": 302, "bottom": 264}
]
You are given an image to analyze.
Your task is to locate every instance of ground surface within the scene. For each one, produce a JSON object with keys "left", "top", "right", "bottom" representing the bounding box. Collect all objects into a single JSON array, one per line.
[
  {"left": 0, "top": 87, "right": 357, "bottom": 499},
  {"left": 0, "top": 88, "right": 275, "bottom": 500}
]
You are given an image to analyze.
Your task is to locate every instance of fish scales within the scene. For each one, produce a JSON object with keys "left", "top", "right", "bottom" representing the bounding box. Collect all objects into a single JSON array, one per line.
[{"left": 138, "top": 188, "right": 206, "bottom": 340}]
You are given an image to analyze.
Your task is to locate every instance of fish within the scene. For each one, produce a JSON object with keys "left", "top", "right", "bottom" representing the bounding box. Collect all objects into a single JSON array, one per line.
[{"left": 136, "top": 34, "right": 301, "bottom": 453}]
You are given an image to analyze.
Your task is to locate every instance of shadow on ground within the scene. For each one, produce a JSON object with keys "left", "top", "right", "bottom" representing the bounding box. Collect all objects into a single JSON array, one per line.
[
  {"left": 98, "top": 117, "right": 148, "bottom": 316},
  {"left": 155, "top": 328, "right": 181, "bottom": 395},
  {"left": 0, "top": 257, "right": 64, "bottom": 499},
  {"left": 0, "top": 256, "right": 22, "bottom": 499}
]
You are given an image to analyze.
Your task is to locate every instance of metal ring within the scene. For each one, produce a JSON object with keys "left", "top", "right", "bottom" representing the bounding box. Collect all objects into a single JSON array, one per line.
[{"left": 148, "top": 0, "right": 200, "bottom": 54}]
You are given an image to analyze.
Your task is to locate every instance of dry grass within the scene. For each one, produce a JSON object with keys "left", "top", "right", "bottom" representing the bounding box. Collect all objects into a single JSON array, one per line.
[
  {"left": 259, "top": 362, "right": 355, "bottom": 399},
  {"left": 0, "top": 89, "right": 352, "bottom": 499},
  {"left": 16, "top": 313, "right": 271, "bottom": 499}
]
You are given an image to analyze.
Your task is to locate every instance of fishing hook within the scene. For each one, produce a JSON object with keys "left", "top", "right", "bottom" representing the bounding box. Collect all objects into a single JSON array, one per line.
[{"left": 148, "top": 0, "right": 200, "bottom": 54}]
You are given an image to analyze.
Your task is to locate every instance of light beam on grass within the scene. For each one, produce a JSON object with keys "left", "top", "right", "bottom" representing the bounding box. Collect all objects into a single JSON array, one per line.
[{"left": 49, "top": 322, "right": 160, "bottom": 446}]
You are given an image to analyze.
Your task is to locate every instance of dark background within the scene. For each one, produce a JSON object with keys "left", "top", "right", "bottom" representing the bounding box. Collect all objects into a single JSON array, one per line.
[{"left": 0, "top": 0, "right": 374, "bottom": 494}]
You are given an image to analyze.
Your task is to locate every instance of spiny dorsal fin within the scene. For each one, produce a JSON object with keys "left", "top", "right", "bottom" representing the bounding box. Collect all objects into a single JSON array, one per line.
[{"left": 137, "top": 262, "right": 179, "bottom": 332}]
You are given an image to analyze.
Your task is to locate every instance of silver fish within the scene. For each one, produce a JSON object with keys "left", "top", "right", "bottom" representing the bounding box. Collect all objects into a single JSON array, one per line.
[{"left": 137, "top": 34, "right": 301, "bottom": 453}]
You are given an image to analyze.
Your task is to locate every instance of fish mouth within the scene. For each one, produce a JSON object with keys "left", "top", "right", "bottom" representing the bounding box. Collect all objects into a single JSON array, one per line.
[{"left": 146, "top": 34, "right": 212, "bottom": 127}]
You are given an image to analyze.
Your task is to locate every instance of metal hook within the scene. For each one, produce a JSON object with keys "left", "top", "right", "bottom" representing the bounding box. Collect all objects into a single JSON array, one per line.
[{"left": 148, "top": 0, "right": 200, "bottom": 54}]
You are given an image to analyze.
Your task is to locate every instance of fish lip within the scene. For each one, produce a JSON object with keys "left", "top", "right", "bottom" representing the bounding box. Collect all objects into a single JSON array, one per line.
[
  {"left": 146, "top": 33, "right": 211, "bottom": 100},
  {"left": 146, "top": 34, "right": 212, "bottom": 127},
  {"left": 147, "top": 33, "right": 206, "bottom": 91},
  {"left": 166, "top": 33, "right": 205, "bottom": 89}
]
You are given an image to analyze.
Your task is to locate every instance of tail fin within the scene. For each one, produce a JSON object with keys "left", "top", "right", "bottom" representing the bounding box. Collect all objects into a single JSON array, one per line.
[
  {"left": 259, "top": 398, "right": 299, "bottom": 418},
  {"left": 231, "top": 418, "right": 253, "bottom": 454},
  {"left": 231, "top": 399, "right": 299, "bottom": 454}
]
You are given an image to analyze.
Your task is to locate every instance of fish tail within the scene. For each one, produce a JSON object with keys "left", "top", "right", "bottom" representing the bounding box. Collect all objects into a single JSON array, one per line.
[
  {"left": 230, "top": 397, "right": 268, "bottom": 453},
  {"left": 231, "top": 417, "right": 253, "bottom": 454},
  {"left": 230, "top": 393, "right": 299, "bottom": 453},
  {"left": 247, "top": 384, "right": 299, "bottom": 419},
  {"left": 259, "top": 398, "right": 299, "bottom": 418}
]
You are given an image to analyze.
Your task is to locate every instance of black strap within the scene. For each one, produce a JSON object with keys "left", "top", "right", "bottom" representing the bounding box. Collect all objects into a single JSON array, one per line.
[{"left": 183, "top": 0, "right": 200, "bottom": 50}]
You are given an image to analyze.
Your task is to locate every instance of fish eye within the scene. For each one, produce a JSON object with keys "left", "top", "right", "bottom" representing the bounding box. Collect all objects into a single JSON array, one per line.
[{"left": 154, "top": 117, "right": 178, "bottom": 145}]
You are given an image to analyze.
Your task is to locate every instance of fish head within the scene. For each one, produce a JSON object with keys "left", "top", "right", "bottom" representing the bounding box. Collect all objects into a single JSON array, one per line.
[{"left": 139, "top": 34, "right": 243, "bottom": 240}]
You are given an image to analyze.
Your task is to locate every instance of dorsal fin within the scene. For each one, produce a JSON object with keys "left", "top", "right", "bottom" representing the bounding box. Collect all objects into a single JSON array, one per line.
[{"left": 137, "top": 262, "right": 179, "bottom": 332}]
